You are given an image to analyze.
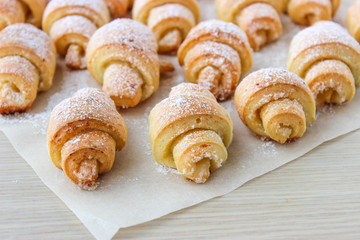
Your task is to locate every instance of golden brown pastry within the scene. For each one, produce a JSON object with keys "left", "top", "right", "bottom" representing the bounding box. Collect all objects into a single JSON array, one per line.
[
  {"left": 216, "top": 0, "right": 284, "bottom": 51},
  {"left": 286, "top": 0, "right": 341, "bottom": 25},
  {"left": 234, "top": 68, "right": 316, "bottom": 144},
  {"left": 42, "top": 0, "right": 110, "bottom": 70},
  {"left": 47, "top": 88, "right": 127, "bottom": 190},
  {"left": 178, "top": 20, "right": 253, "bottom": 101},
  {"left": 347, "top": 0, "right": 360, "bottom": 43},
  {"left": 133, "top": 0, "right": 200, "bottom": 54},
  {"left": 86, "top": 19, "right": 170, "bottom": 108},
  {"left": 0, "top": 0, "right": 48, "bottom": 30},
  {"left": 288, "top": 21, "right": 360, "bottom": 108},
  {"left": 0, "top": 23, "right": 56, "bottom": 115},
  {"left": 149, "top": 83, "right": 233, "bottom": 183},
  {"left": 104, "top": 0, "right": 129, "bottom": 19}
]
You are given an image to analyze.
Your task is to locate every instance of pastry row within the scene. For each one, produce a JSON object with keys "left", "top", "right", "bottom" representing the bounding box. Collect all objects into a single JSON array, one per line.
[
  {"left": 0, "top": 0, "right": 359, "bottom": 57},
  {"left": 42, "top": 18, "right": 359, "bottom": 189}
]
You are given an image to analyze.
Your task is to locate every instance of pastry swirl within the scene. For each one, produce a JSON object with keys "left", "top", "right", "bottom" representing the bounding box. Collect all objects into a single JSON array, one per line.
[
  {"left": 0, "top": 23, "right": 56, "bottom": 114},
  {"left": 133, "top": 0, "right": 200, "bottom": 54},
  {"left": 43, "top": 0, "right": 110, "bottom": 69},
  {"left": 0, "top": 0, "right": 48, "bottom": 30},
  {"left": 286, "top": 0, "right": 341, "bottom": 25},
  {"left": 288, "top": 21, "right": 360, "bottom": 108},
  {"left": 149, "top": 83, "right": 233, "bottom": 183},
  {"left": 234, "top": 68, "right": 316, "bottom": 144},
  {"left": 216, "top": 0, "right": 283, "bottom": 51},
  {"left": 47, "top": 88, "right": 127, "bottom": 190},
  {"left": 178, "top": 20, "right": 253, "bottom": 101},
  {"left": 86, "top": 19, "right": 161, "bottom": 108},
  {"left": 347, "top": 0, "right": 360, "bottom": 43}
]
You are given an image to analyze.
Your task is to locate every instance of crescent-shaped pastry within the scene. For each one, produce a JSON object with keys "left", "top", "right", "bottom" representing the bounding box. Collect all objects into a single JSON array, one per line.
[
  {"left": 149, "top": 83, "right": 233, "bottom": 183},
  {"left": 86, "top": 19, "right": 163, "bottom": 108},
  {"left": 0, "top": 23, "right": 56, "bottom": 115},
  {"left": 47, "top": 88, "right": 127, "bottom": 190},
  {"left": 104, "top": 0, "right": 129, "bottom": 19},
  {"left": 42, "top": 0, "right": 110, "bottom": 70},
  {"left": 234, "top": 68, "right": 316, "bottom": 144},
  {"left": 216, "top": 0, "right": 283, "bottom": 51},
  {"left": 178, "top": 20, "right": 253, "bottom": 101},
  {"left": 286, "top": 0, "right": 341, "bottom": 25},
  {"left": 347, "top": 0, "right": 360, "bottom": 43},
  {"left": 0, "top": 0, "right": 48, "bottom": 30},
  {"left": 288, "top": 21, "right": 360, "bottom": 108},
  {"left": 133, "top": 0, "right": 200, "bottom": 54}
]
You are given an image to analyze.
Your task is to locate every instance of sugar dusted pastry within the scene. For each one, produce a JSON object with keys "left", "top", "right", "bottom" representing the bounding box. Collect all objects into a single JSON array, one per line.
[
  {"left": 0, "top": 23, "right": 56, "bottom": 115},
  {"left": 0, "top": 0, "right": 48, "bottom": 30},
  {"left": 347, "top": 0, "right": 360, "bottom": 43},
  {"left": 104, "top": 0, "right": 129, "bottom": 19},
  {"left": 47, "top": 88, "right": 127, "bottom": 190},
  {"left": 286, "top": 0, "right": 341, "bottom": 25},
  {"left": 149, "top": 83, "right": 233, "bottom": 183},
  {"left": 42, "top": 0, "right": 110, "bottom": 70},
  {"left": 86, "top": 19, "right": 172, "bottom": 108},
  {"left": 178, "top": 20, "right": 253, "bottom": 101},
  {"left": 133, "top": 0, "right": 200, "bottom": 54},
  {"left": 216, "top": 0, "right": 284, "bottom": 51},
  {"left": 234, "top": 68, "right": 316, "bottom": 144},
  {"left": 288, "top": 21, "right": 360, "bottom": 108}
]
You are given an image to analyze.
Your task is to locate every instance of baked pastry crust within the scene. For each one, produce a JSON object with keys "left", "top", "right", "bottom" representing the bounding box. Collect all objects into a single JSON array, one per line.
[
  {"left": 234, "top": 68, "right": 316, "bottom": 144},
  {"left": 0, "top": 0, "right": 48, "bottom": 30},
  {"left": 47, "top": 88, "right": 127, "bottom": 189},
  {"left": 133, "top": 0, "right": 200, "bottom": 54},
  {"left": 347, "top": 0, "right": 360, "bottom": 43},
  {"left": 216, "top": 0, "right": 283, "bottom": 51},
  {"left": 86, "top": 19, "right": 160, "bottom": 108},
  {"left": 104, "top": 0, "right": 129, "bottom": 18},
  {"left": 149, "top": 83, "right": 233, "bottom": 183},
  {"left": 0, "top": 23, "right": 56, "bottom": 114},
  {"left": 178, "top": 20, "right": 253, "bottom": 101},
  {"left": 286, "top": 0, "right": 341, "bottom": 25},
  {"left": 288, "top": 21, "right": 360, "bottom": 108},
  {"left": 43, "top": 0, "right": 110, "bottom": 69}
]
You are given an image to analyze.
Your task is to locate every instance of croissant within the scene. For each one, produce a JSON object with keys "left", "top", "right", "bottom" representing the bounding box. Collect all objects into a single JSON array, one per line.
[
  {"left": 42, "top": 0, "right": 110, "bottom": 70},
  {"left": 216, "top": 0, "right": 284, "bottom": 51},
  {"left": 286, "top": 0, "right": 341, "bottom": 25},
  {"left": 149, "top": 83, "right": 233, "bottom": 183},
  {"left": 178, "top": 20, "right": 252, "bottom": 101},
  {"left": 234, "top": 68, "right": 316, "bottom": 144},
  {"left": 347, "top": 0, "right": 360, "bottom": 43},
  {"left": 86, "top": 19, "right": 169, "bottom": 108},
  {"left": 104, "top": 0, "right": 129, "bottom": 19},
  {"left": 47, "top": 88, "right": 127, "bottom": 190},
  {"left": 133, "top": 0, "right": 200, "bottom": 54},
  {"left": 0, "top": 23, "right": 56, "bottom": 115},
  {"left": 288, "top": 21, "right": 360, "bottom": 108},
  {"left": 0, "top": 0, "right": 48, "bottom": 30}
]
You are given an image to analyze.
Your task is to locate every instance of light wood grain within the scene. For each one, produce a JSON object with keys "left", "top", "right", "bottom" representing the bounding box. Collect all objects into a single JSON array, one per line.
[{"left": 1, "top": 129, "right": 360, "bottom": 239}]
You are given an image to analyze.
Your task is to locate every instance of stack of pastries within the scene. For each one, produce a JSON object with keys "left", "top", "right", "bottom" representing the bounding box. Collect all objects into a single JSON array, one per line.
[{"left": 0, "top": 0, "right": 359, "bottom": 189}]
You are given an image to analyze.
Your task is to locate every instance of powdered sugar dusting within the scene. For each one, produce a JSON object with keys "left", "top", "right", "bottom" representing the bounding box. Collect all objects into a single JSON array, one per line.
[
  {"left": 0, "top": 23, "right": 54, "bottom": 63},
  {"left": 289, "top": 21, "right": 360, "bottom": 61}
]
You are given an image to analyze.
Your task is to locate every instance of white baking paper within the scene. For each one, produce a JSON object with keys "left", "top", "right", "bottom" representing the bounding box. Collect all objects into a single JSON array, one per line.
[{"left": 0, "top": 0, "right": 358, "bottom": 239}]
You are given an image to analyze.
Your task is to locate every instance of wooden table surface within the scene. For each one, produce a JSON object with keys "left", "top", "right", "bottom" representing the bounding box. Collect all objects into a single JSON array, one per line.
[{"left": 1, "top": 129, "right": 360, "bottom": 239}]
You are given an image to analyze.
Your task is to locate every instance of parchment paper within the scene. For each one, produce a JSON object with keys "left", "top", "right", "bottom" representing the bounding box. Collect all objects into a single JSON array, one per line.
[{"left": 0, "top": 0, "right": 358, "bottom": 239}]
